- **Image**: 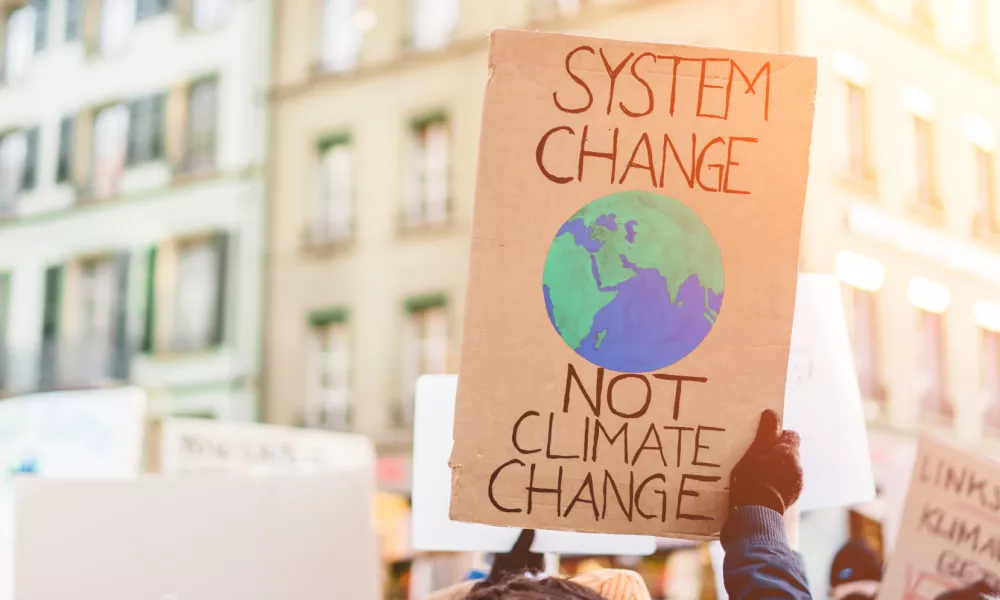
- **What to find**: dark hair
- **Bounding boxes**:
[465,576,606,600]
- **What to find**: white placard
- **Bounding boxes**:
[0,387,147,600]
[15,474,379,600]
[783,273,876,512]
[155,418,374,474]
[412,375,656,555]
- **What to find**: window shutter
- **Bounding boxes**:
[209,231,229,346]
[21,127,38,190]
[40,264,63,388]
[82,0,101,52]
[141,246,156,353]
[125,100,139,165]
[152,92,166,160]
[110,251,130,379]
[166,84,188,168]
[56,116,74,183]
[73,109,93,190]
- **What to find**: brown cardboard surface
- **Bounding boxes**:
[878,435,1000,600]
[450,30,817,539]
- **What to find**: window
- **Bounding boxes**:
[912,0,934,30]
[914,117,939,209]
[56,116,74,183]
[983,330,1000,435]
[185,79,217,173]
[0,131,28,216]
[91,104,129,199]
[65,0,82,41]
[171,234,227,352]
[126,94,165,166]
[852,288,885,402]
[4,5,37,83]
[191,0,228,30]
[100,0,135,56]
[975,146,997,235]
[400,297,447,425]
[312,137,352,244]
[136,0,170,21]
[306,314,350,431]
[845,82,873,182]
[409,0,458,51]
[918,309,951,423]
[535,0,581,19]
[320,0,361,73]
[404,116,449,228]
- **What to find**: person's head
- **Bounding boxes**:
[465,576,606,600]
[463,570,650,600]
[829,539,882,600]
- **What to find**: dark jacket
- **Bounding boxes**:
[721,506,812,600]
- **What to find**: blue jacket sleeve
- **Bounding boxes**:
[720,506,812,600]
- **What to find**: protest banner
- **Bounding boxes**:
[450,30,817,538]
[413,375,655,555]
[784,274,875,512]
[878,435,1000,600]
[0,387,147,600]
[15,474,379,600]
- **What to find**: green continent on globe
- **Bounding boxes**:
[543,232,617,351]
[542,190,725,373]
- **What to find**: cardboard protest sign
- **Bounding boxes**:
[150,418,374,474]
[450,30,817,538]
[783,274,876,512]
[878,435,1000,600]
[413,375,655,555]
[15,475,379,600]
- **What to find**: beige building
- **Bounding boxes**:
[798,0,1000,451]
[266,0,1000,471]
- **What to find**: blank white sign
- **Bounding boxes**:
[783,273,876,512]
[412,375,656,555]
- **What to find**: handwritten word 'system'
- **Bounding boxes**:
[535,47,770,194]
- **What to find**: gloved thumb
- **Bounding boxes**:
[751,409,781,449]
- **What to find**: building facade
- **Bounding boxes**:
[265,0,782,450]
[799,0,1000,449]
[786,1,1000,595]
[0,0,269,418]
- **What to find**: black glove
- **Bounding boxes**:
[485,529,543,585]
[936,579,999,600]
[729,409,802,514]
